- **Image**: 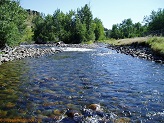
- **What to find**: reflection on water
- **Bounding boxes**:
[0,46,164,122]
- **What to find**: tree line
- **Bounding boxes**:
[0,0,164,48]
[108,8,164,39]
[33,5,105,44]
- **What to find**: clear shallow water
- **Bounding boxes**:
[0,46,164,122]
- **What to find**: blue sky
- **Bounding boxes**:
[20,0,163,29]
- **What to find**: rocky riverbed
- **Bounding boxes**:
[0,43,98,65]
[108,44,164,63]
[43,103,131,123]
[0,45,60,65]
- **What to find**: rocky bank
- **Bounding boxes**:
[1,42,163,65]
[0,43,98,65]
[108,43,164,63]
[0,44,61,65]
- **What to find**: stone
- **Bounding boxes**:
[155,60,163,63]
[0,110,8,117]
[53,109,62,116]
[115,117,131,123]
[88,104,101,111]
[5,102,16,108]
[2,56,10,62]
[66,109,79,118]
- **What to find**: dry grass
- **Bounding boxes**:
[103,37,149,45]
[111,37,149,45]
[105,36,164,56]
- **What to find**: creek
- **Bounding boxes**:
[0,45,163,122]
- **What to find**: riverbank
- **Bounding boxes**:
[0,43,98,65]
[0,44,58,65]
[107,37,164,63]
[1,37,164,65]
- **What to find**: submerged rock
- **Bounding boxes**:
[58,104,116,123]
[88,104,101,111]
[114,117,131,123]
[53,109,62,116]
[5,102,16,108]
[0,110,7,117]
[66,109,80,118]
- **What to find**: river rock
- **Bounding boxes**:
[88,104,101,111]
[0,45,62,65]
[58,109,82,123]
[108,44,164,63]
[114,117,131,123]
[53,109,62,116]
[66,109,80,118]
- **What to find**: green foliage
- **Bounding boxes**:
[147,37,164,54]
[72,15,87,43]
[104,28,111,39]
[1,2,163,47]
[21,27,34,44]
[94,18,105,41]
[33,14,47,43]
[0,0,27,47]
[110,18,147,39]
[77,4,95,41]
[144,8,164,32]
[110,8,164,40]
[33,4,105,44]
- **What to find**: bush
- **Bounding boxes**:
[0,0,27,48]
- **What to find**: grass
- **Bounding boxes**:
[104,36,164,56]
[97,39,116,44]
[103,37,149,45]
[147,37,164,55]
[81,40,94,44]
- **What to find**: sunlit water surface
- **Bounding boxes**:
[0,46,163,122]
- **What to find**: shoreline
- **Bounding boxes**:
[0,43,98,65]
[1,42,164,65]
[107,43,164,63]
[0,44,59,65]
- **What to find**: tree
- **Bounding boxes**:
[33,14,45,43]
[133,22,147,37]
[110,18,147,39]
[120,18,134,38]
[144,8,164,32]
[53,9,66,41]
[72,15,87,43]
[77,4,95,41]
[62,10,75,43]
[32,4,104,44]
[0,0,27,47]
[110,24,121,39]
[104,28,111,39]
[94,18,105,41]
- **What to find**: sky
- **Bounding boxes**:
[20,0,164,29]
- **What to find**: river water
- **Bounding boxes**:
[0,45,163,122]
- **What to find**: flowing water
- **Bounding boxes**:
[0,45,163,122]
